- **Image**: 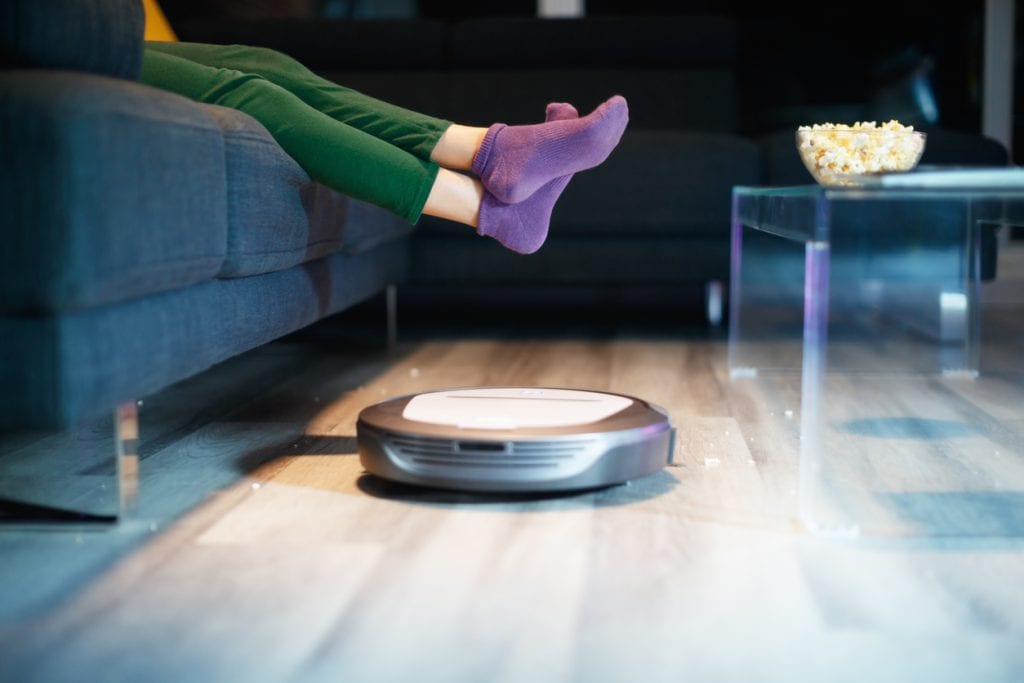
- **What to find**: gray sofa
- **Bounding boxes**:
[0,0,410,430]
[2,1,1010,436]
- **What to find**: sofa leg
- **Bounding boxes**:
[706,280,724,327]
[0,400,140,527]
[386,284,398,349]
[114,400,140,519]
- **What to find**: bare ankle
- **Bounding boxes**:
[422,168,483,228]
[431,124,489,170]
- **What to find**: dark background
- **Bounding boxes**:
[157,0,1021,162]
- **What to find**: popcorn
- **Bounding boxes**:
[796,120,926,186]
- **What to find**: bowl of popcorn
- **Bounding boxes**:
[796,121,926,187]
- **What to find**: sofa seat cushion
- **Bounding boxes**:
[554,130,759,237]
[0,0,144,79]
[210,105,414,278]
[410,234,730,286]
[0,71,229,314]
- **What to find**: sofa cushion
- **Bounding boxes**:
[553,130,760,236]
[918,127,1010,166]
[410,234,730,286]
[444,15,739,131]
[174,18,447,72]
[207,105,413,278]
[178,15,741,132]
[0,0,144,79]
[205,104,320,278]
[0,71,229,314]
[449,16,738,69]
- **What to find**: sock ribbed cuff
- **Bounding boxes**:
[471,123,505,178]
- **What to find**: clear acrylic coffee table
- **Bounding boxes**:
[728,183,1024,537]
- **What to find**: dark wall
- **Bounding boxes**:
[161,0,1019,155]
[588,1,988,136]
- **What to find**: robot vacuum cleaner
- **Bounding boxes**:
[357,387,675,493]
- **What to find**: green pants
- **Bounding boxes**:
[140,42,451,223]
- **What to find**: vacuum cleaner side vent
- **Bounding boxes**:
[390,435,453,456]
[388,434,596,471]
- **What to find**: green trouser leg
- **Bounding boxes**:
[143,41,451,161]
[140,44,450,223]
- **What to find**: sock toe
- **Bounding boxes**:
[546,102,579,121]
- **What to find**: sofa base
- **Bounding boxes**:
[0,241,408,430]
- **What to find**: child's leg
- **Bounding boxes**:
[140,42,627,188]
[143,41,450,162]
[422,101,584,254]
[140,47,438,224]
[140,45,627,253]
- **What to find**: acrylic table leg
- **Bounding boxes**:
[798,240,838,534]
[963,211,983,376]
[705,279,724,327]
[727,192,749,377]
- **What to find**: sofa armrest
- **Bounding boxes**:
[0,70,230,312]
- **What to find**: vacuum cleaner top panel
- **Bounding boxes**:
[401,388,634,430]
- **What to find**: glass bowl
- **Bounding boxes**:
[796,124,927,187]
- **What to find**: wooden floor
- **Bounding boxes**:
[2,246,1024,682]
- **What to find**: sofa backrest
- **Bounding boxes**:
[176,14,741,132]
[0,0,144,79]
[441,16,739,131]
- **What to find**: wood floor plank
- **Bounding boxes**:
[4,245,1024,682]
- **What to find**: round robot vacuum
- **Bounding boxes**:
[357,387,675,493]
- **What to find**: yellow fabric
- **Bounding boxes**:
[143,0,178,42]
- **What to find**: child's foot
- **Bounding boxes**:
[472,95,628,204]
[477,102,579,254]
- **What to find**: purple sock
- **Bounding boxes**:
[472,95,628,204]
[546,101,579,121]
[477,102,580,255]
